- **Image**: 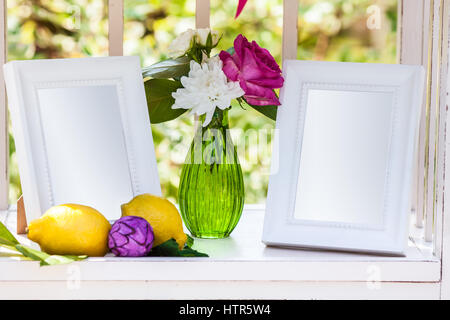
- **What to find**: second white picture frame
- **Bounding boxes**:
[263,60,425,255]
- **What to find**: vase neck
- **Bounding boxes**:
[202,108,229,129]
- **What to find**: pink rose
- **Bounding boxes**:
[219,34,284,106]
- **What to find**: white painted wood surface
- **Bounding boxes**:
[0,208,441,299]
[0,208,440,284]
[0,0,7,210]
[0,281,441,300]
[108,0,124,56]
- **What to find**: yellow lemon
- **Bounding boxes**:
[28,204,111,257]
[121,194,187,249]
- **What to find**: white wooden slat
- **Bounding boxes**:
[438,0,450,299]
[434,0,449,258]
[108,0,124,56]
[421,0,433,236]
[282,0,298,61]
[419,1,432,230]
[423,0,436,241]
[195,0,210,28]
[0,210,6,224]
[399,1,425,64]
[396,0,401,63]
[425,0,442,242]
[423,1,432,77]
[0,258,439,282]
[0,0,8,210]
[194,0,210,125]
[398,0,426,227]
[0,281,441,300]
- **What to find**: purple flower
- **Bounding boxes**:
[108,216,154,257]
[219,34,284,106]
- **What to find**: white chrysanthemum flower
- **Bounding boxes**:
[172,57,244,127]
[168,29,196,58]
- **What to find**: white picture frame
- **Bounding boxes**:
[263,60,425,255]
[3,56,161,221]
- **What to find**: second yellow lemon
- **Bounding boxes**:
[121,194,187,249]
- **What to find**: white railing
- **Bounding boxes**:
[108,0,124,56]
[0,0,7,210]
[0,0,449,256]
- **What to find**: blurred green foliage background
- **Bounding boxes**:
[6,0,398,204]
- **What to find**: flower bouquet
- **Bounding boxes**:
[142,29,284,239]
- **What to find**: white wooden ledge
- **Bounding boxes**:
[0,207,441,299]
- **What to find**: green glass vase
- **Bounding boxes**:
[178,109,245,239]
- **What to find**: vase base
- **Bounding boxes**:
[191,232,231,239]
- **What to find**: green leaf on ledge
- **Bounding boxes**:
[0,220,20,247]
[0,221,87,266]
[14,244,87,266]
[144,79,187,123]
[186,234,194,248]
[148,238,209,257]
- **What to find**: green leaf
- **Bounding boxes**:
[142,56,191,79]
[14,244,50,263]
[249,104,278,121]
[186,234,194,248]
[148,238,209,257]
[144,79,187,123]
[225,46,235,55]
[176,246,209,257]
[14,244,87,266]
[0,222,87,266]
[0,243,21,254]
[242,95,279,121]
[44,254,87,266]
[206,32,213,48]
[0,221,19,247]
[0,250,29,259]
